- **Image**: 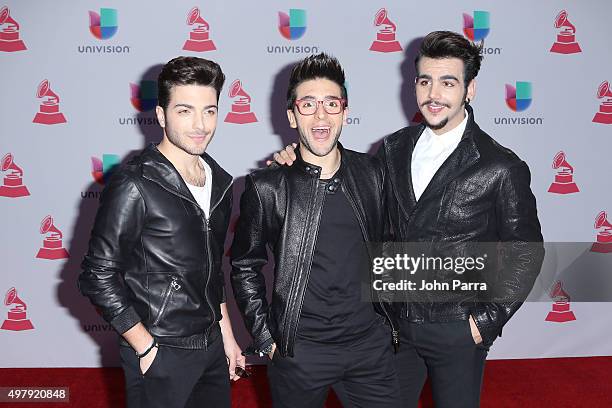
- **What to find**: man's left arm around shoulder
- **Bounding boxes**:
[471,161,545,346]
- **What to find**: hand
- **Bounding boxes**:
[267,343,277,360]
[469,316,482,344]
[266,143,297,166]
[223,336,246,381]
[139,345,158,375]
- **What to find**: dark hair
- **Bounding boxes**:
[414,31,483,88]
[286,53,347,110]
[157,56,225,110]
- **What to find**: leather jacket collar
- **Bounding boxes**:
[140,143,233,211]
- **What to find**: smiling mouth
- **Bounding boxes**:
[424,102,449,114]
[311,126,330,140]
[189,135,207,143]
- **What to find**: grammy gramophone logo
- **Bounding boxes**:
[224,80,258,124]
[36,215,70,260]
[0,5,26,52]
[1,287,34,331]
[32,79,67,125]
[550,10,581,54]
[182,7,216,52]
[591,211,612,253]
[547,151,579,194]
[545,281,576,323]
[592,81,612,125]
[369,8,402,53]
[0,153,30,198]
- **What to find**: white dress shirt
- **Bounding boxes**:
[411,112,469,201]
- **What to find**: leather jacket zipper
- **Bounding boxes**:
[342,185,400,352]
[144,166,233,349]
[284,178,325,356]
[203,180,233,350]
[203,218,214,351]
[152,276,181,326]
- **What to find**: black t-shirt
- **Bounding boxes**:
[297,178,378,343]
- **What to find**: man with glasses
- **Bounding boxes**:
[230,53,401,408]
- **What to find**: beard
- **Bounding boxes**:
[420,88,468,131]
[424,116,449,130]
[165,123,212,156]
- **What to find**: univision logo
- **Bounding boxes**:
[462,11,501,55]
[91,154,120,185]
[278,9,306,40]
[119,81,160,126]
[130,81,157,112]
[83,154,120,199]
[505,81,531,112]
[267,9,318,54]
[77,8,130,54]
[89,8,118,40]
[463,10,490,41]
[494,81,543,125]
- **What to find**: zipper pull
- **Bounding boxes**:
[170,277,181,291]
[392,330,400,353]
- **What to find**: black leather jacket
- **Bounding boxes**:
[230,145,399,357]
[79,144,233,349]
[377,106,544,346]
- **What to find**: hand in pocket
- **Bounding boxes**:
[140,346,159,375]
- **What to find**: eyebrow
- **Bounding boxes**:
[298,95,342,100]
[173,103,218,110]
[416,74,460,82]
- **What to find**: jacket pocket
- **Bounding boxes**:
[152,276,181,326]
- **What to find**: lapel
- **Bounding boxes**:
[415,106,481,206]
[201,152,233,214]
[384,125,423,220]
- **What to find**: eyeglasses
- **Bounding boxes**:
[294,97,346,116]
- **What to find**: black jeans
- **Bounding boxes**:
[120,332,230,408]
[268,321,401,408]
[394,320,489,408]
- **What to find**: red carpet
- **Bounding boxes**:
[1,357,610,407]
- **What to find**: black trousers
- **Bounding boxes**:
[394,320,488,408]
[120,334,230,408]
[268,322,401,408]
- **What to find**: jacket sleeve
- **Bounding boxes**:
[78,171,145,335]
[230,175,272,351]
[471,161,545,346]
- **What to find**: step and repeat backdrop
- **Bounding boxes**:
[1,1,611,367]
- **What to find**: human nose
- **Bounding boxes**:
[193,112,205,131]
[428,81,442,100]
[316,101,327,119]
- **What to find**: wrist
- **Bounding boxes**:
[136,338,158,359]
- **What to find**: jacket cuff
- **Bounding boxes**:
[110,306,141,335]
[243,335,274,356]
[471,305,502,346]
